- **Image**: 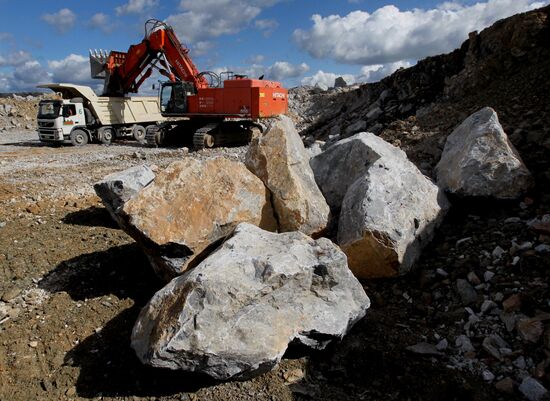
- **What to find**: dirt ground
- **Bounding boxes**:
[0,131,547,401]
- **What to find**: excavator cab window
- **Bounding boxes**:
[160,82,192,115]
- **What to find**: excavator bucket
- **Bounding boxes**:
[89,49,109,79]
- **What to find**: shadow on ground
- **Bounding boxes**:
[62,206,119,229]
[292,312,517,401]
[39,243,219,398]
[39,243,160,302]
[65,305,217,398]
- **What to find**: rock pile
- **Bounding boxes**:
[0,93,52,132]
[95,116,372,379]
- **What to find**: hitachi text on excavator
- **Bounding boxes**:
[89,19,288,149]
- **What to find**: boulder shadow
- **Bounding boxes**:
[39,243,161,302]
[41,243,217,397]
[293,311,515,401]
[62,206,119,229]
[65,305,216,398]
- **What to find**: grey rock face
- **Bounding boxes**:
[93,165,155,223]
[245,115,330,236]
[310,132,382,212]
[131,223,369,380]
[335,133,449,278]
[345,120,367,136]
[435,107,533,199]
[334,76,347,88]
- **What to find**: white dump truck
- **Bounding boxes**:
[36,83,165,145]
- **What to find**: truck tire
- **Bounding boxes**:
[132,125,146,143]
[70,129,89,146]
[98,127,114,145]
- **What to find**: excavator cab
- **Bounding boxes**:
[160,81,195,115]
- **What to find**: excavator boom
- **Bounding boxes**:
[90,19,208,96]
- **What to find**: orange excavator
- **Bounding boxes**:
[89,19,288,148]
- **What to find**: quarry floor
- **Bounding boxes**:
[0,130,533,401]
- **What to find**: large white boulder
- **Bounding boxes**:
[310,132,382,212]
[435,107,533,199]
[131,223,369,380]
[245,115,330,236]
[120,158,277,281]
[337,133,450,278]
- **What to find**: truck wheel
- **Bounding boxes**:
[99,127,114,145]
[70,129,89,146]
[132,125,146,143]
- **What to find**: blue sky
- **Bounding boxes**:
[0,0,547,93]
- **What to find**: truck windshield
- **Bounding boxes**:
[38,101,61,119]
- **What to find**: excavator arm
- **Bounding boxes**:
[90,19,209,96]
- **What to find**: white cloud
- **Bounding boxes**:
[211,60,309,83]
[301,60,412,89]
[301,70,356,89]
[254,18,279,36]
[358,60,413,83]
[8,61,52,90]
[88,13,115,33]
[166,0,283,43]
[266,61,309,81]
[115,0,158,16]
[0,32,14,43]
[294,0,549,65]
[0,51,34,67]
[41,8,77,34]
[247,54,265,64]
[48,54,91,84]
[191,41,215,57]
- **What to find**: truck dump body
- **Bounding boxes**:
[93,96,164,125]
[38,83,165,126]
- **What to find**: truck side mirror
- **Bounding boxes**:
[62,109,70,118]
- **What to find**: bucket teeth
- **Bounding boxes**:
[89,49,110,79]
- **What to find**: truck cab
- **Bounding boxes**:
[37,99,88,144]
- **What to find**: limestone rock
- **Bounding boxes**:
[132,223,369,380]
[337,133,449,278]
[121,158,277,281]
[310,132,383,212]
[435,107,533,199]
[245,115,330,236]
[93,165,155,225]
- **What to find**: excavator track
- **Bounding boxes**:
[192,123,218,150]
[145,125,162,147]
